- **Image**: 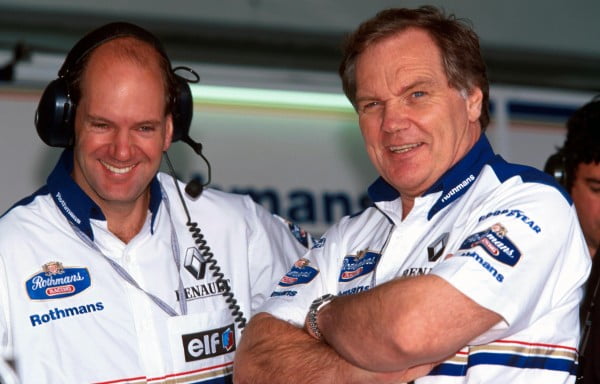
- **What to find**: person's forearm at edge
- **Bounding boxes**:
[233,312,437,384]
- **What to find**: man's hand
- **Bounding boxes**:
[233,313,437,384]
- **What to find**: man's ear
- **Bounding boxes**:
[163,114,174,151]
[466,87,483,123]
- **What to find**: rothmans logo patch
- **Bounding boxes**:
[278,258,319,287]
[459,223,521,266]
[26,262,91,300]
[339,250,381,282]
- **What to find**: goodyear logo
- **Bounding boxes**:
[478,209,541,233]
[26,263,91,300]
[339,251,381,282]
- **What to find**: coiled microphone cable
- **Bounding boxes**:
[163,151,247,329]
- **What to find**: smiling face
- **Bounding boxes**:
[71,38,173,214]
[355,28,482,212]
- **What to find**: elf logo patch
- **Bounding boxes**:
[182,324,236,362]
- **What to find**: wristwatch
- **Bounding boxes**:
[306,293,336,341]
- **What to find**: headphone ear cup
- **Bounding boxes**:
[544,151,567,187]
[171,74,193,142]
[35,78,75,147]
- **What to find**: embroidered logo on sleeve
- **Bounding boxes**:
[459,223,521,266]
[26,262,91,300]
[278,258,319,287]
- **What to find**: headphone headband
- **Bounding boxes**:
[59,22,169,78]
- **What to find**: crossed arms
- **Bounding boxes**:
[233,274,502,384]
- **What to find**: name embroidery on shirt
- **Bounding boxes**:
[29,302,105,326]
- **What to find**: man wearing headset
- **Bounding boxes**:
[234,6,590,384]
[0,22,309,383]
[545,97,600,384]
[545,96,600,262]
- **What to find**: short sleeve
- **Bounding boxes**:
[430,183,590,342]
[245,199,311,315]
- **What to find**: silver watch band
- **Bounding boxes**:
[307,293,335,340]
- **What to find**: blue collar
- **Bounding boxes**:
[47,149,163,241]
[368,135,496,220]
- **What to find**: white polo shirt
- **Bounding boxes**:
[263,135,590,384]
[0,149,309,384]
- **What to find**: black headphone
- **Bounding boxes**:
[35,21,194,147]
[544,149,567,187]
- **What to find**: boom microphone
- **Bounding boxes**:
[181,135,212,199]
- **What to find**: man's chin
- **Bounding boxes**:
[387,176,429,196]
[96,190,145,207]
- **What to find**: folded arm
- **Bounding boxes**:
[233,312,437,384]
[317,274,503,372]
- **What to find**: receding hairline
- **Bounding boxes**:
[78,36,171,113]
[85,36,164,69]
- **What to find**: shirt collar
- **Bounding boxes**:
[367,135,496,220]
[47,149,163,241]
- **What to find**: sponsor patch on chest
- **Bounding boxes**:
[26,262,91,300]
[182,324,236,362]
